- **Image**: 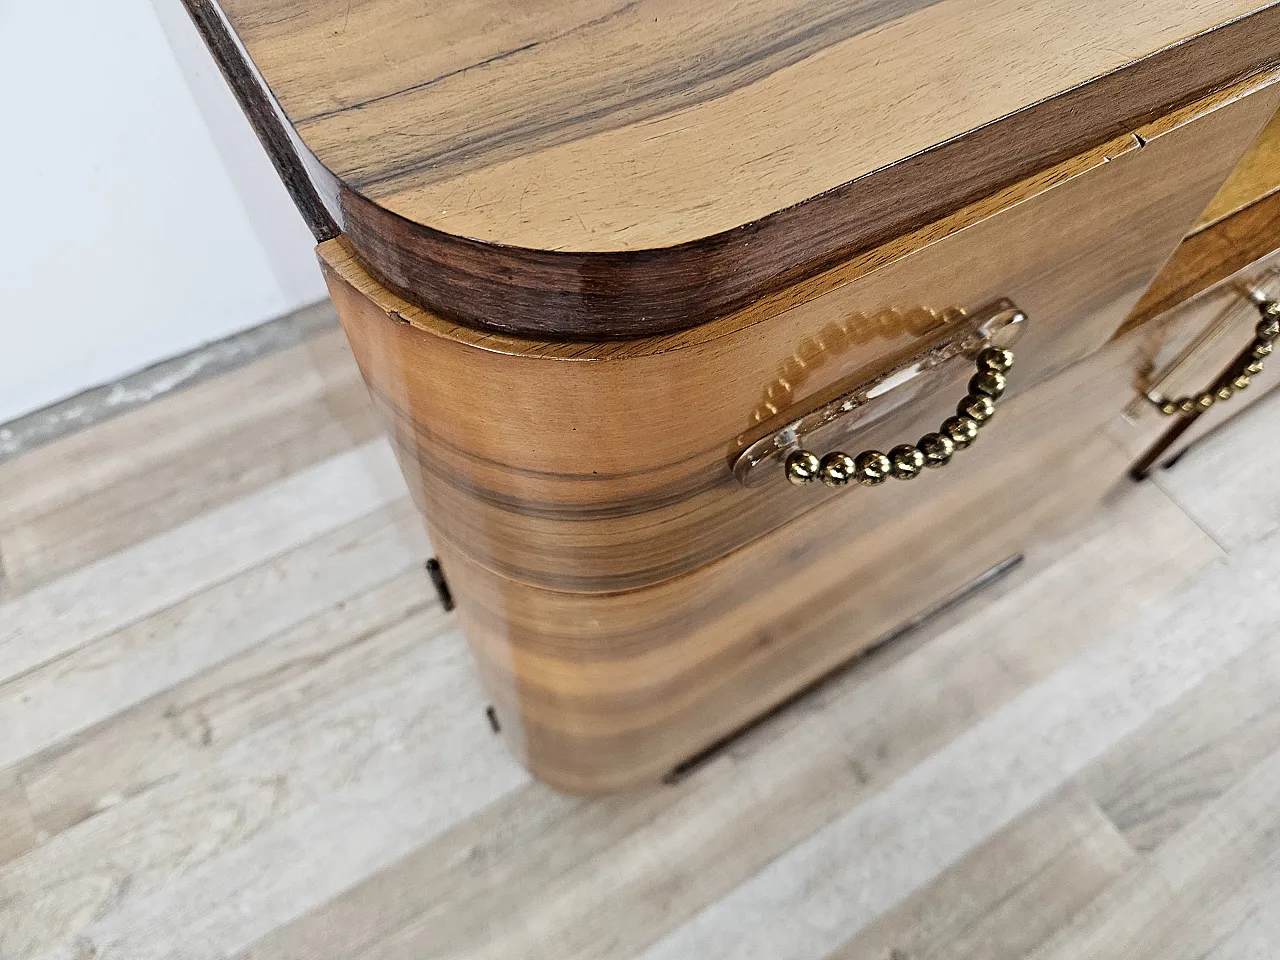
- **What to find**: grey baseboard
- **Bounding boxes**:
[0,299,339,465]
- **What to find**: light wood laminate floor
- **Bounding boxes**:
[2,312,1279,960]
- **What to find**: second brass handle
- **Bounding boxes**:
[784,346,1014,488]
[1147,298,1278,416]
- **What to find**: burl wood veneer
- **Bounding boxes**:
[192,0,1280,791]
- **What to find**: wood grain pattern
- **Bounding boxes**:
[310,82,1280,791]
[234,482,1220,960]
[636,530,1280,960]
[1079,622,1280,854]
[0,602,519,960]
[1125,188,1280,335]
[1195,106,1280,229]
[11,327,1280,957]
[1031,739,1280,960]
[1116,111,1280,478]
[0,329,351,536]
[209,0,1280,336]
[13,561,433,844]
[0,772,39,867]
[0,440,405,691]
[322,79,1280,595]
[0,498,427,775]
[0,328,379,599]
[426,329,1202,792]
[830,788,1135,960]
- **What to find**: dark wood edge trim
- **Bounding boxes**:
[338,7,1280,340]
[1121,188,1280,337]
[180,0,340,242]
[1191,183,1280,236]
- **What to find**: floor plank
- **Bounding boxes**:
[1200,902,1280,960]
[0,373,378,599]
[0,497,425,773]
[0,607,525,960]
[0,328,353,532]
[0,439,406,688]
[0,770,39,867]
[236,484,1220,960]
[829,787,1134,960]
[0,328,377,598]
[634,526,1279,960]
[1028,737,1280,960]
[1078,621,1280,853]
[9,515,429,835]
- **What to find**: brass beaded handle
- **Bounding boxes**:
[1147,298,1278,417]
[784,346,1014,488]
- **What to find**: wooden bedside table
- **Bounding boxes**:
[186,0,1280,792]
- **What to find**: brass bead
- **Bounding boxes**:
[1159,400,1180,416]
[918,432,956,468]
[785,450,821,485]
[854,451,892,486]
[1258,316,1280,342]
[889,444,925,480]
[1252,341,1273,360]
[943,416,980,449]
[1179,397,1198,414]
[819,452,856,487]
[1232,373,1251,391]
[969,370,1007,399]
[1195,392,1215,411]
[958,393,996,424]
[1244,360,1265,376]
[1215,384,1234,402]
[977,347,1014,373]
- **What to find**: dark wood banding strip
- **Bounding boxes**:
[341,8,1280,339]
[180,0,340,242]
[1123,189,1280,335]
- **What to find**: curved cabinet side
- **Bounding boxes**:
[318,77,1280,595]
[318,272,1190,790]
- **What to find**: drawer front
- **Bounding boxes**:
[1125,253,1280,473]
[324,75,1280,594]
[435,329,1157,793]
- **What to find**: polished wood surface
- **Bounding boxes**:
[207,0,1280,336]
[1124,189,1280,333]
[1195,107,1280,229]
[7,324,1280,957]
[1126,108,1280,335]
[321,79,1280,595]
[412,310,1214,793]
[319,82,1280,792]
[1117,103,1280,473]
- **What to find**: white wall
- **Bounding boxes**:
[0,0,327,424]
